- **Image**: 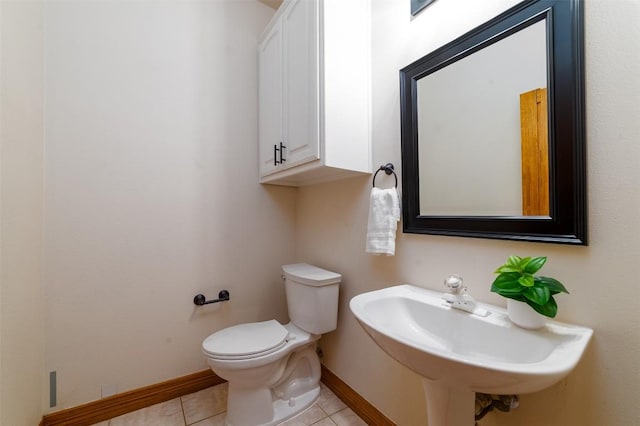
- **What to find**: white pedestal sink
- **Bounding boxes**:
[350,285,593,426]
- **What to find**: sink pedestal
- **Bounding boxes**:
[422,379,475,426]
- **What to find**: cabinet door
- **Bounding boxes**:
[281,0,319,167]
[258,20,283,177]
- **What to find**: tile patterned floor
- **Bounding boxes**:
[92,382,368,426]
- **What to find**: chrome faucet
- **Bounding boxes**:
[442,275,489,317]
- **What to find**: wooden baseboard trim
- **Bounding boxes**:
[41,364,392,426]
[321,364,395,426]
[41,370,225,426]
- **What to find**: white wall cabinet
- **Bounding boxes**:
[258,0,371,186]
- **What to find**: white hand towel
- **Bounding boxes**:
[366,187,401,256]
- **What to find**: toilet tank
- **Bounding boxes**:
[282,263,341,335]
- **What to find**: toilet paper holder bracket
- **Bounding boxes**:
[193,290,230,306]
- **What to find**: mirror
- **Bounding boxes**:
[400,0,586,244]
[417,20,547,216]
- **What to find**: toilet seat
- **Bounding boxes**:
[203,320,289,360]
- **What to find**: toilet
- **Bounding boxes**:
[202,263,341,426]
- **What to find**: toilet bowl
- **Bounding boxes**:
[202,264,341,426]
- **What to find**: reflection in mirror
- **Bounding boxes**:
[417,20,548,216]
[400,0,587,244]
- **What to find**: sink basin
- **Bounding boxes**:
[350,284,592,425]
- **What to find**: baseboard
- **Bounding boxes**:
[320,364,395,426]
[40,370,225,426]
[41,365,393,426]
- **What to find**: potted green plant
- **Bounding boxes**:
[490,255,569,328]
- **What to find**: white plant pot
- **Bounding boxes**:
[507,299,547,329]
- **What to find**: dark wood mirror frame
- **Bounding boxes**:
[400,0,586,245]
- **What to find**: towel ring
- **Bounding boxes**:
[372,163,398,188]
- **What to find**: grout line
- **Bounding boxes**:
[316,401,329,418]
[311,414,336,426]
[179,395,188,426]
[330,407,350,423]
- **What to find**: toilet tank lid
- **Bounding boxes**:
[282,263,341,286]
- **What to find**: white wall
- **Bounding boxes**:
[299,0,640,425]
[43,0,296,411]
[0,0,45,424]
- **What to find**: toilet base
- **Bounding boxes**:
[222,342,322,426]
[225,383,320,426]
[224,383,320,426]
[270,385,320,426]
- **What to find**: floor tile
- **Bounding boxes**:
[181,383,228,425]
[330,407,368,426]
[278,402,327,426]
[109,398,185,426]
[189,412,226,426]
[317,384,347,415]
[93,379,367,426]
[89,422,109,426]
[310,418,337,426]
